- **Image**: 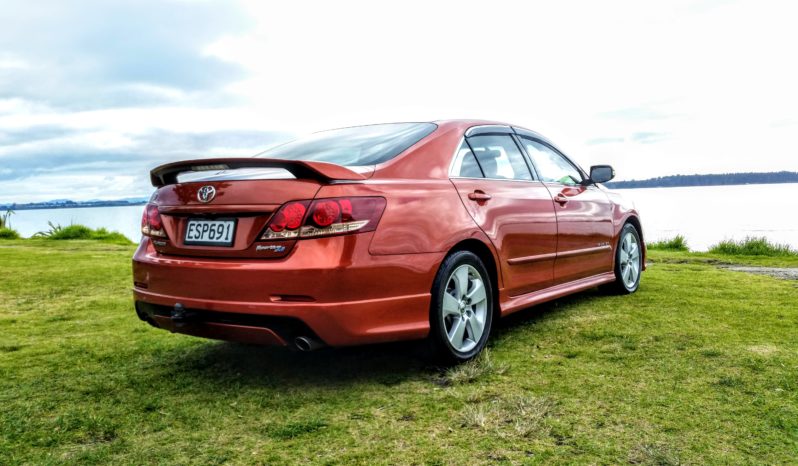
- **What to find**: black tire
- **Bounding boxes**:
[426,250,494,364]
[605,223,643,294]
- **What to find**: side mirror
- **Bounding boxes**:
[588,165,615,184]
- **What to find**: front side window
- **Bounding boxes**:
[464,134,532,180]
[257,122,437,166]
[521,138,582,185]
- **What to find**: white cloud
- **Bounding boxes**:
[1,0,798,203]
[201,0,798,179]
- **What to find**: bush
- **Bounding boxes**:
[86,228,132,244]
[648,235,689,251]
[0,227,20,239]
[34,222,132,244]
[0,211,13,228]
[709,236,796,257]
[46,224,94,240]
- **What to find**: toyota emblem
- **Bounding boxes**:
[197,185,216,203]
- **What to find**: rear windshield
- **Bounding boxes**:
[256,122,437,166]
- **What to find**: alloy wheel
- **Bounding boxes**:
[442,264,489,353]
[619,230,641,288]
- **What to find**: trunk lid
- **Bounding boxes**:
[146,158,371,259]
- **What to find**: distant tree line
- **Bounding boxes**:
[606,171,798,189]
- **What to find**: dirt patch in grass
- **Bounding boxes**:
[747,344,779,355]
[436,349,508,386]
[458,394,554,439]
[723,266,798,280]
[628,442,681,465]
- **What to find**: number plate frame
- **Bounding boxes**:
[183,218,238,247]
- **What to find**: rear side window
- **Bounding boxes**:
[451,141,484,177]
[465,135,532,180]
[257,122,437,166]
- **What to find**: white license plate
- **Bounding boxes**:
[184,219,236,246]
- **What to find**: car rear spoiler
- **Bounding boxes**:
[150,158,369,187]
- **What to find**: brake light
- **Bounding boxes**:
[261,201,311,239]
[311,200,340,227]
[261,197,385,240]
[270,202,307,232]
[141,204,167,238]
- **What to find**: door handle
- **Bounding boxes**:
[554,193,569,205]
[468,191,492,202]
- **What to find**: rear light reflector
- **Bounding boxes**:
[261,197,385,241]
[300,220,369,237]
[141,204,168,238]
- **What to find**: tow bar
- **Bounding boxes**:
[170,303,198,328]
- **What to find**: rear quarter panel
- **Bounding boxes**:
[314,180,486,256]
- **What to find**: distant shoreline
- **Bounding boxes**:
[607,171,798,189]
[610,180,798,189]
[1,202,147,211]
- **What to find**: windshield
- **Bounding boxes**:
[256,122,437,166]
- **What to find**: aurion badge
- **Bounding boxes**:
[197,185,216,203]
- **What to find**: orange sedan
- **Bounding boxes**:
[133,120,645,362]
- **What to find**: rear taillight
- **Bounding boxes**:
[261,201,310,239]
[261,197,386,240]
[141,204,167,238]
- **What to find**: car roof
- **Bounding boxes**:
[368,119,569,180]
[430,119,556,147]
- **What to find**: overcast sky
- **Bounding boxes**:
[1,0,797,203]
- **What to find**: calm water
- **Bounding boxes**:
[10,205,145,243]
[624,183,798,251]
[6,183,798,251]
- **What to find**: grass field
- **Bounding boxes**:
[1,239,797,464]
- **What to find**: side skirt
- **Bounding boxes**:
[499,272,616,317]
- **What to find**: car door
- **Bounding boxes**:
[449,130,558,297]
[518,136,615,285]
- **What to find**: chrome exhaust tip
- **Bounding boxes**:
[294,336,324,352]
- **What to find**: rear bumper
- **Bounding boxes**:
[132,234,444,346]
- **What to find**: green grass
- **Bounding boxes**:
[648,248,798,268]
[647,234,689,252]
[709,236,797,257]
[1,241,797,464]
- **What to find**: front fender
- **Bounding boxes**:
[605,189,646,270]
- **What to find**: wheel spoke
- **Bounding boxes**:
[629,243,638,259]
[442,292,460,317]
[448,317,466,348]
[620,249,629,263]
[467,280,486,304]
[453,266,470,299]
[623,264,632,283]
[466,316,484,343]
